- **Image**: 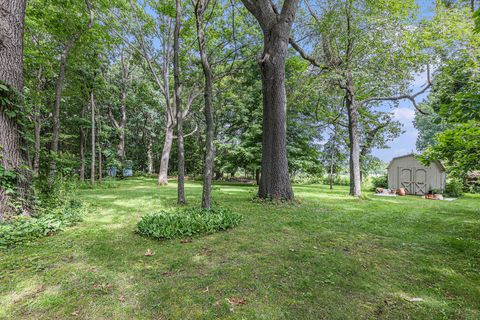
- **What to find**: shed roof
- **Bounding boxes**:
[387,153,446,171]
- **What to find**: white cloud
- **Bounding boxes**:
[393,108,415,121]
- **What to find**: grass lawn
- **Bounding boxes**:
[1,177,480,319]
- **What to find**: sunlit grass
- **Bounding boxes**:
[1,177,479,319]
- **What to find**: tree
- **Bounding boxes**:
[298,0,428,196]
[174,0,185,205]
[0,0,31,218]
[239,0,300,201]
[194,0,215,208]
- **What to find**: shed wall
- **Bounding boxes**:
[387,155,445,194]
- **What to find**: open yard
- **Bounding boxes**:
[1,178,479,319]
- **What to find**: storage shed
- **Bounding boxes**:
[387,154,446,195]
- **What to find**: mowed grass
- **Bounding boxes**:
[1,177,480,319]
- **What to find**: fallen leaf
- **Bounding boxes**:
[118,295,126,302]
[71,310,79,316]
[180,239,192,244]
[144,249,155,256]
[227,297,246,307]
[202,287,209,293]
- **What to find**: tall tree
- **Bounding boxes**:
[49,0,94,181]
[239,0,299,201]
[174,0,185,205]
[0,0,31,217]
[194,0,215,208]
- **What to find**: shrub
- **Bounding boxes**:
[370,174,388,190]
[322,175,350,186]
[136,207,243,240]
[0,199,87,248]
[445,179,463,197]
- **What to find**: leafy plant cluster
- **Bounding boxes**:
[0,199,86,248]
[322,175,351,186]
[136,207,242,240]
[0,165,17,195]
[370,174,388,190]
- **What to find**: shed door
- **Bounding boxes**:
[414,168,427,195]
[399,167,413,194]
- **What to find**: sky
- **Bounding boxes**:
[371,0,435,163]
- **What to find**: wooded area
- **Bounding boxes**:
[0,0,479,318]
[1,0,479,216]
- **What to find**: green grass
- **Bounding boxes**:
[1,177,479,319]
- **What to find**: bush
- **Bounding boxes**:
[136,207,243,240]
[292,173,323,185]
[370,174,388,190]
[445,179,463,197]
[321,175,350,186]
[0,199,87,248]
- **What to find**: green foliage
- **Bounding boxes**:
[445,179,464,197]
[136,207,242,240]
[0,165,17,195]
[370,174,388,190]
[0,199,86,248]
[322,175,350,186]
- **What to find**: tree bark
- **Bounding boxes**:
[80,104,86,181]
[33,105,42,177]
[147,140,154,174]
[240,0,298,201]
[0,0,31,218]
[174,0,185,205]
[90,90,95,187]
[97,116,102,182]
[195,0,215,209]
[158,122,174,185]
[345,77,361,196]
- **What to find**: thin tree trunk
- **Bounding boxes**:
[49,48,68,182]
[174,0,185,205]
[330,128,337,190]
[33,107,42,177]
[0,0,31,218]
[147,140,154,174]
[346,85,361,196]
[90,90,96,187]
[98,116,102,182]
[195,0,215,209]
[158,122,174,185]
[80,104,86,182]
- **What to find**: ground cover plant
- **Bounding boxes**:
[1,178,479,319]
[136,207,242,239]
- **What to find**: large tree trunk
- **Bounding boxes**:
[195,0,215,209]
[346,85,361,196]
[80,104,86,181]
[0,0,31,218]
[158,122,174,185]
[90,90,95,187]
[49,48,68,182]
[174,0,185,205]
[240,0,298,201]
[257,35,293,200]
